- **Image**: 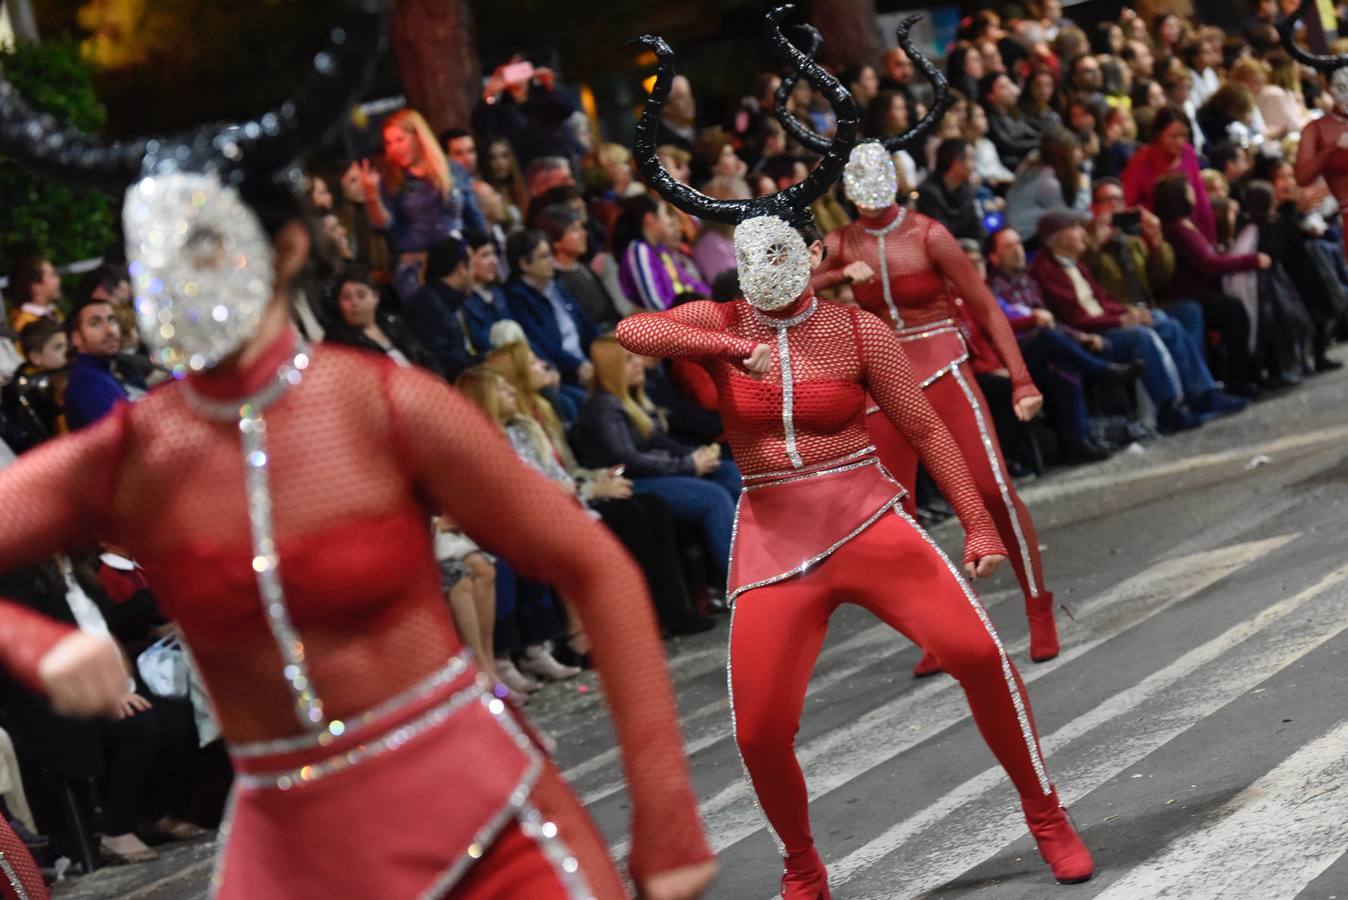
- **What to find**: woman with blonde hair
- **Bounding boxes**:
[465,362,715,635]
[574,336,740,586]
[358,108,484,299]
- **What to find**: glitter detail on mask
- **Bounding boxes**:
[124,171,276,374]
[734,216,811,311]
[843,141,898,211]
[1332,68,1348,114]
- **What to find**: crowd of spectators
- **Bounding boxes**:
[2,0,1348,884]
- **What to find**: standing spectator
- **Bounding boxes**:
[862,92,921,193]
[64,298,145,431]
[574,337,740,586]
[613,195,710,312]
[917,139,987,242]
[982,73,1041,170]
[1007,129,1091,241]
[504,229,600,417]
[537,204,626,327]
[1030,211,1246,431]
[472,57,581,165]
[326,265,441,373]
[359,109,485,300]
[6,255,62,333]
[462,229,512,353]
[1153,174,1267,396]
[1122,104,1216,242]
[402,239,481,380]
[657,74,698,150]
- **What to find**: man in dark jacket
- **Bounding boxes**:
[403,239,481,380]
[981,73,1040,170]
[916,139,987,242]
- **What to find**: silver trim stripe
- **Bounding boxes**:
[893,507,1052,795]
[0,851,30,900]
[744,457,882,493]
[227,651,473,759]
[726,604,787,857]
[864,209,908,330]
[744,445,876,484]
[776,326,804,469]
[519,802,598,900]
[950,365,1041,598]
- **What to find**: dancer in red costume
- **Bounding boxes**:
[776,24,1058,674]
[622,10,1092,897]
[1284,1,1348,260]
[0,816,47,900]
[0,6,715,898]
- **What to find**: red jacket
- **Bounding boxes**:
[1027,252,1127,333]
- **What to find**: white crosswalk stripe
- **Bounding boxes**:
[1094,719,1348,900]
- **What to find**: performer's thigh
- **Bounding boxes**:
[729,578,835,753]
[452,761,626,900]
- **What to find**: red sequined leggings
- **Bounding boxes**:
[728,511,1054,857]
[452,762,626,899]
[870,362,1048,602]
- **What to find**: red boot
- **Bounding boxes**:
[1021,791,1094,884]
[1026,593,1060,662]
[781,845,831,900]
[912,648,943,678]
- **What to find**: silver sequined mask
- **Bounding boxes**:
[1332,69,1348,115]
[843,141,898,211]
[734,216,811,312]
[124,172,275,373]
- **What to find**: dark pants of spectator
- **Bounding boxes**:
[1175,296,1252,389]
[493,561,564,654]
[98,695,197,836]
[633,461,742,582]
[591,492,700,629]
[1018,328,1117,445]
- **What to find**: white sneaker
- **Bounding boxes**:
[519,644,581,681]
[496,657,543,693]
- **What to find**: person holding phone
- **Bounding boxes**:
[472,55,583,166]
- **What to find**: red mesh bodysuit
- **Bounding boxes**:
[618,290,1065,896]
[812,204,1053,616]
[0,327,710,897]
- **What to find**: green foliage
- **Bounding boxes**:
[0,38,116,268]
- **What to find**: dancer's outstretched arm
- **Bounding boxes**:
[386,364,715,892]
[617,300,758,362]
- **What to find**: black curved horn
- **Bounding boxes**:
[0,79,147,193]
[633,4,856,228]
[208,0,386,177]
[773,15,949,156]
[1278,1,1348,71]
[773,25,831,154]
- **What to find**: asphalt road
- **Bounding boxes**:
[56,357,1348,899]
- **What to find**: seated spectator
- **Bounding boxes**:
[536,204,625,326]
[1093,106,1137,179]
[1029,210,1246,433]
[862,92,921,192]
[482,135,528,226]
[1206,141,1252,205]
[981,72,1040,170]
[574,336,741,586]
[1020,67,1065,138]
[655,73,698,150]
[1153,174,1267,396]
[1228,57,1286,140]
[613,194,710,311]
[2,319,67,450]
[694,128,753,203]
[64,297,146,431]
[6,254,62,333]
[1121,104,1216,241]
[917,139,987,242]
[463,228,512,352]
[402,239,481,380]
[966,102,1016,189]
[325,265,441,373]
[524,155,577,203]
[430,515,509,697]
[986,228,1134,461]
[1007,128,1091,242]
[1243,180,1316,386]
[1260,52,1312,137]
[442,129,483,185]
[504,229,600,418]
[1196,84,1262,149]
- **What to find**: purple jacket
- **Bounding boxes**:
[618,240,712,311]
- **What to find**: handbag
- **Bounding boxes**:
[136,635,189,699]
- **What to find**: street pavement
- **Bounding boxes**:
[55,357,1348,899]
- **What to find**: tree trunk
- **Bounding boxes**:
[389,0,479,135]
[808,0,885,70]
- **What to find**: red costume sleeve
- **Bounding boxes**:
[854,310,1007,564]
[615,300,758,361]
[383,365,713,883]
[926,222,1039,403]
[0,409,129,693]
[671,358,721,411]
[810,228,851,292]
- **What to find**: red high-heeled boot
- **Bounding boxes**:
[1027,593,1060,662]
[781,845,831,900]
[1021,791,1094,884]
[912,648,943,678]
